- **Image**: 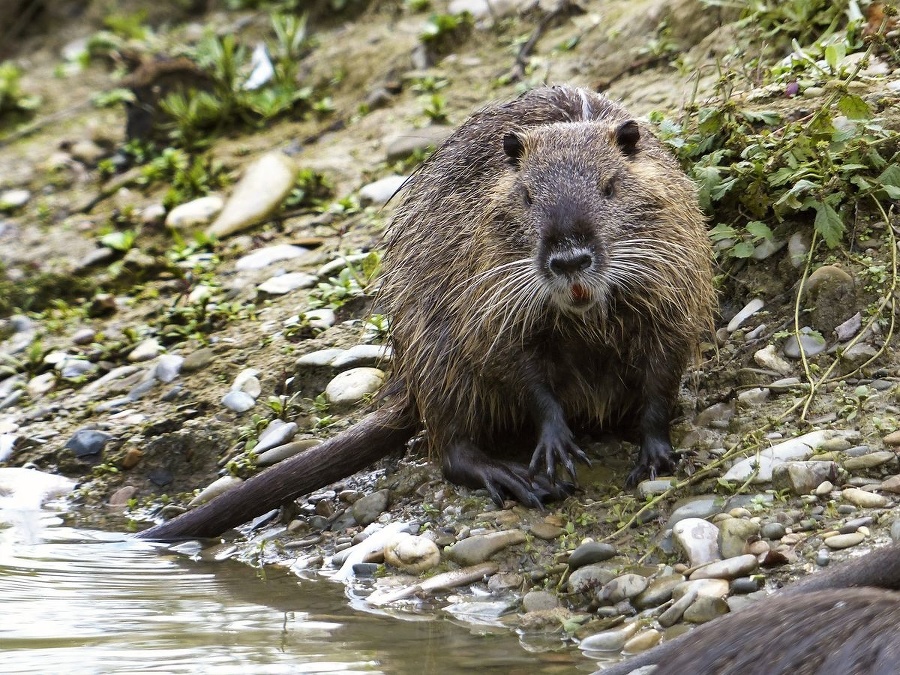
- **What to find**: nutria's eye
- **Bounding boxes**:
[600,178,614,198]
[522,186,533,206]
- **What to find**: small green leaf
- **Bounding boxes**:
[837,94,871,120]
[877,164,900,188]
[881,184,900,199]
[730,241,755,258]
[746,221,774,241]
[709,223,738,242]
[825,43,846,71]
[813,202,845,248]
[99,230,136,251]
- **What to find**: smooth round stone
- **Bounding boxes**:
[522,590,559,612]
[730,576,763,594]
[255,420,298,454]
[782,331,827,359]
[256,439,320,466]
[207,152,297,238]
[623,628,661,654]
[182,348,216,371]
[257,272,317,295]
[599,573,648,603]
[154,354,184,383]
[568,564,617,593]
[637,478,674,498]
[358,175,407,205]
[753,345,792,375]
[71,328,97,345]
[668,495,724,526]
[579,622,640,652]
[69,139,105,165]
[27,372,56,398]
[383,533,440,574]
[303,308,336,329]
[65,429,111,457]
[59,358,97,379]
[844,451,895,471]
[529,522,564,540]
[683,595,729,623]
[815,480,834,496]
[788,231,811,267]
[737,387,770,405]
[772,460,838,495]
[761,522,786,540]
[188,475,243,506]
[296,348,345,368]
[141,203,166,225]
[222,390,256,413]
[844,444,874,457]
[673,578,730,600]
[727,298,764,332]
[316,253,371,278]
[0,188,31,210]
[839,516,873,534]
[824,532,865,549]
[165,195,224,229]
[235,244,309,271]
[447,529,526,566]
[127,338,162,362]
[690,554,758,580]
[718,518,760,558]
[350,489,390,526]
[108,485,138,507]
[891,519,900,542]
[331,344,393,369]
[232,369,261,398]
[672,517,721,567]
[567,541,617,571]
[841,487,889,508]
[816,548,831,566]
[883,430,900,446]
[633,573,686,609]
[384,126,452,162]
[325,368,385,405]
[695,401,735,428]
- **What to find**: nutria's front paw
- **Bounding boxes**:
[529,422,591,484]
[625,440,676,488]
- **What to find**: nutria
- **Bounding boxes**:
[138,84,714,540]
[599,542,900,675]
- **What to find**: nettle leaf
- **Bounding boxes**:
[825,43,846,71]
[775,178,819,210]
[730,241,755,258]
[881,184,900,199]
[746,220,774,241]
[741,109,781,125]
[709,223,738,242]
[838,94,871,120]
[813,201,845,248]
[693,165,722,211]
[877,164,900,189]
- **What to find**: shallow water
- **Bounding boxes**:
[0,497,596,674]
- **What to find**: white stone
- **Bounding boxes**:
[165,195,224,230]
[303,308,336,329]
[255,420,298,453]
[154,354,184,383]
[727,298,764,332]
[127,338,162,362]
[222,390,256,413]
[188,475,243,507]
[235,244,309,271]
[690,554,758,580]
[841,487,889,509]
[358,175,407,205]
[325,368,385,405]
[672,517,721,567]
[0,188,31,210]
[383,533,441,574]
[231,368,261,398]
[257,272,316,295]
[724,429,860,483]
[207,152,297,238]
[753,344,793,375]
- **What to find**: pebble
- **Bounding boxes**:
[69,139,105,165]
[726,298,764,332]
[65,429,111,457]
[730,576,763,594]
[256,438,320,466]
[599,573,648,603]
[182,347,216,371]
[683,596,729,623]
[668,495,724,526]
[761,522,786,540]
[522,590,559,612]
[824,532,865,549]
[231,369,261,397]
[772,460,838,495]
[892,519,900,542]
[632,573,685,609]
[737,387,769,406]
[815,480,834,495]
[880,475,900,493]
[358,175,407,205]
[834,312,862,341]
[235,244,309,271]
[717,518,760,558]
[0,433,19,462]
[842,343,879,365]
[188,475,243,506]
[579,622,640,652]
[841,487,889,508]
[637,478,674,497]
[71,327,97,345]
[165,195,224,229]
[787,231,810,267]
[883,430,900,446]
[695,401,735,428]
[27,372,56,398]
[127,338,162,362]
[529,522,564,540]
[447,529,526,566]
[141,203,166,225]
[257,272,317,295]
[623,629,661,654]
[0,188,31,210]
[839,516,873,534]
[567,541,617,570]
[316,253,371,278]
[302,309,336,330]
[207,152,297,238]
[782,331,827,359]
[844,451,895,471]
[753,345,792,375]
[254,420,298,454]
[154,354,184,383]
[383,533,440,574]
[325,368,385,405]
[296,348,346,368]
[330,344,393,369]
[724,430,859,482]
[673,518,721,567]
[108,485,138,507]
[222,390,256,413]
[690,554,758,580]
[658,587,697,628]
[350,489,390,526]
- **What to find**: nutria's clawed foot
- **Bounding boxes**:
[444,439,573,508]
[625,439,677,488]
[528,421,591,484]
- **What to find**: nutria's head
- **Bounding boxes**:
[497,118,656,315]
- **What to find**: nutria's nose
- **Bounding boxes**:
[548,251,592,276]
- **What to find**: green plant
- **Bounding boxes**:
[421,94,448,123]
[283,169,333,209]
[0,62,40,118]
[309,252,380,309]
[103,10,149,40]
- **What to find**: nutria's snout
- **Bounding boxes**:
[547,249,593,276]
[539,242,607,312]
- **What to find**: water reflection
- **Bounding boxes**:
[0,501,594,674]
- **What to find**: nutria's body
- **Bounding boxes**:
[138,85,714,540]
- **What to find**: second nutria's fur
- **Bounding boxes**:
[138,85,714,540]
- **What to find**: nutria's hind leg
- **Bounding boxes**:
[525,381,591,483]
[625,393,677,487]
[442,438,573,508]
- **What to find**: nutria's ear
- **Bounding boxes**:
[503,132,525,167]
[614,119,640,155]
